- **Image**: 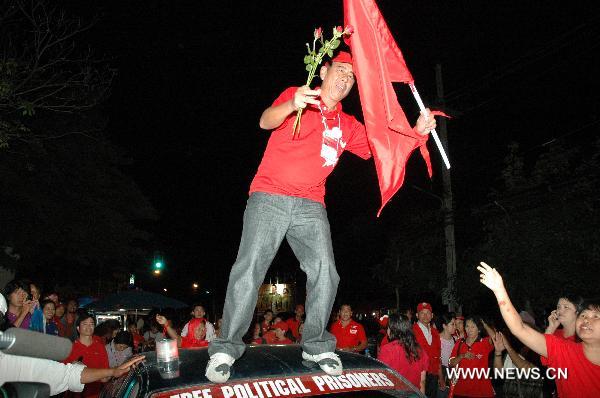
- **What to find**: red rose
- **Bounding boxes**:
[314,27,323,39]
[344,25,354,35]
[336,26,343,33]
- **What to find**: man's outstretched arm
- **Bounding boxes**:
[478,262,547,357]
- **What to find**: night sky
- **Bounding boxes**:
[65,1,598,305]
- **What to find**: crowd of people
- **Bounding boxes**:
[2,268,599,398]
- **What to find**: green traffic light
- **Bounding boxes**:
[154,261,163,269]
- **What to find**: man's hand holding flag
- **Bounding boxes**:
[343,0,450,216]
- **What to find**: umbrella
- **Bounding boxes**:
[83,289,188,312]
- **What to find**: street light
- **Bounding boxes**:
[152,251,165,274]
[192,283,199,289]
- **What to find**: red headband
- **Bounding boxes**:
[331,51,352,65]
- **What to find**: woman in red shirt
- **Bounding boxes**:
[378,314,429,394]
[63,312,109,398]
[448,316,494,397]
[479,262,600,398]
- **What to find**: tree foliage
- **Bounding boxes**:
[0,0,114,147]
[0,1,156,296]
[461,138,600,310]
[371,209,446,309]
[375,136,600,314]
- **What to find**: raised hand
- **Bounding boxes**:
[477,262,505,293]
[491,331,506,353]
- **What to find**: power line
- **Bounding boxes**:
[410,119,600,199]
[445,13,600,103]
[457,37,600,115]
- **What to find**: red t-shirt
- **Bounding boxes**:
[180,318,209,348]
[131,331,145,351]
[54,316,66,336]
[62,313,77,339]
[262,331,294,345]
[63,337,109,398]
[412,323,442,374]
[540,328,577,366]
[250,87,372,205]
[544,334,600,397]
[286,317,302,341]
[378,340,429,390]
[182,338,209,348]
[378,334,390,358]
[330,319,367,350]
[450,338,495,397]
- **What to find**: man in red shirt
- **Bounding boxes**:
[286,304,305,341]
[206,50,436,383]
[63,313,109,398]
[330,304,368,353]
[412,302,444,398]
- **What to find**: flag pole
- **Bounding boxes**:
[409,83,451,170]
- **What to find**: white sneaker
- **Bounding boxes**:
[302,351,343,376]
[205,353,235,383]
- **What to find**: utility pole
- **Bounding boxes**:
[435,64,458,313]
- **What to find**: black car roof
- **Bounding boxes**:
[104,345,423,398]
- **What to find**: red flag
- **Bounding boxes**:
[344,0,432,216]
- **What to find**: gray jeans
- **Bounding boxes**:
[209,192,340,359]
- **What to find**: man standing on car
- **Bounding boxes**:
[206,50,436,383]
